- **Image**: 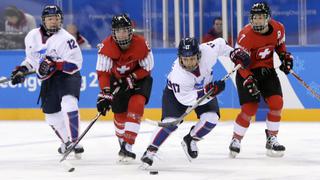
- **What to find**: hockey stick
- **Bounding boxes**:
[60,86,120,162]
[145,64,242,128]
[60,112,102,162]
[290,70,320,101]
[0,70,36,84]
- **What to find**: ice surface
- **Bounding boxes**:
[0,120,319,180]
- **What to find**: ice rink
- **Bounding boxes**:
[0,120,319,180]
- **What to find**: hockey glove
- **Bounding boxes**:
[204,80,226,97]
[230,48,251,68]
[125,73,136,89]
[243,76,260,98]
[11,66,28,85]
[96,88,113,116]
[39,56,56,77]
[279,52,293,75]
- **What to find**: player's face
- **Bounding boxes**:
[114,27,131,41]
[214,20,222,33]
[44,15,62,30]
[180,55,198,71]
[251,14,269,32]
[6,16,19,25]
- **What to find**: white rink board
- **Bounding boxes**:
[0,121,319,180]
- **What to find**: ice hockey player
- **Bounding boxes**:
[10,5,84,158]
[140,37,250,167]
[229,1,293,158]
[96,14,154,163]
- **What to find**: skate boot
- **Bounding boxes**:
[229,138,241,158]
[265,129,285,157]
[140,145,158,168]
[181,133,199,161]
[58,141,84,159]
[118,142,136,163]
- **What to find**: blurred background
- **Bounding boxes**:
[0,0,319,121]
[0,0,319,49]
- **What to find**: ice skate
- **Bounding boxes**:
[58,141,84,159]
[140,145,158,169]
[118,142,136,164]
[229,138,241,158]
[265,129,285,157]
[181,133,199,162]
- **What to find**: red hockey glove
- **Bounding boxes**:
[279,52,293,75]
[230,48,251,68]
[39,56,56,77]
[204,80,226,97]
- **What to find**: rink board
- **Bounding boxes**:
[0,47,319,121]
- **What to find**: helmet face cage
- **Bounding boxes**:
[111,14,133,49]
[178,37,201,72]
[249,2,271,32]
[41,5,63,34]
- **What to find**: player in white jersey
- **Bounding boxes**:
[10,5,84,157]
[141,37,250,166]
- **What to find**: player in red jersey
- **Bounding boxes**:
[228,2,293,158]
[96,14,154,162]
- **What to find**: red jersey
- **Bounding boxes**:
[237,19,286,78]
[96,34,152,90]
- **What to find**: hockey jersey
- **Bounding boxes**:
[21,27,83,78]
[167,38,233,106]
[96,34,154,90]
[236,19,287,77]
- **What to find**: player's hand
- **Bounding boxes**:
[125,73,136,89]
[39,56,56,76]
[204,80,225,97]
[230,48,251,68]
[11,66,28,85]
[96,88,113,116]
[279,52,293,75]
[243,76,260,98]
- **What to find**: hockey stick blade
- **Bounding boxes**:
[0,70,36,84]
[149,64,242,128]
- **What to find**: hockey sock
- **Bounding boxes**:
[190,112,218,139]
[265,95,283,135]
[233,102,258,139]
[123,95,146,144]
[67,111,79,142]
[114,112,126,140]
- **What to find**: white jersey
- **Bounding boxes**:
[167,38,233,106]
[21,27,83,77]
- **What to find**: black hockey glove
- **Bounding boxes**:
[279,52,293,75]
[230,48,251,68]
[39,56,56,76]
[96,88,113,116]
[11,66,28,85]
[204,80,226,97]
[243,76,260,98]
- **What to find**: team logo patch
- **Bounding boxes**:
[256,46,274,60]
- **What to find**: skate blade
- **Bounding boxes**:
[181,141,193,162]
[139,162,151,170]
[266,150,284,158]
[117,156,135,164]
[229,151,239,158]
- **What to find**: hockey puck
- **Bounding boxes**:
[149,170,159,175]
